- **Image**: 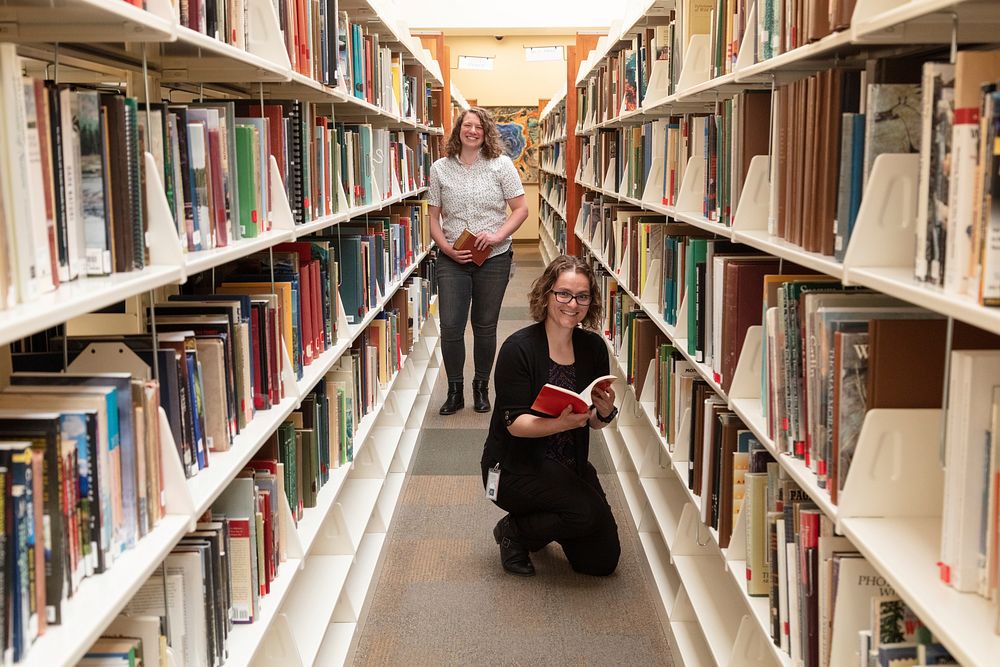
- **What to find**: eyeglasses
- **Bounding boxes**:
[551,290,592,305]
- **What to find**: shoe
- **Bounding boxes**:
[493,516,535,576]
[472,380,490,413]
[439,382,464,415]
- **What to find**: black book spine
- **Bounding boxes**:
[45,82,69,278]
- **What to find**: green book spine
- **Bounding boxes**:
[235,126,258,238]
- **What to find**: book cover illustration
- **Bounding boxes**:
[837,331,869,497]
[864,83,921,186]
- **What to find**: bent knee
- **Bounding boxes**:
[572,548,621,577]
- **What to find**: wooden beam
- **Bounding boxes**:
[565,33,602,257]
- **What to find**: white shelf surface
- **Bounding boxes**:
[224,557,305,666]
[846,265,1000,337]
[20,514,191,667]
[729,397,838,522]
[0,0,174,42]
[0,264,182,347]
[283,554,355,667]
[293,187,429,238]
[670,620,715,667]
[637,532,681,617]
[672,555,744,666]
[839,516,1000,667]
[182,229,295,275]
[337,532,387,624]
[732,229,845,280]
[187,395,301,517]
[313,621,355,667]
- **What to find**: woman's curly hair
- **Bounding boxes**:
[446,107,504,160]
[527,255,603,332]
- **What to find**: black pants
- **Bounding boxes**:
[485,459,621,576]
[436,249,512,384]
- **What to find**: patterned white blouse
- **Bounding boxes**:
[427,153,525,259]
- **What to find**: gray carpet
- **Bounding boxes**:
[351,246,673,666]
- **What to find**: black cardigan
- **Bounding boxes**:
[481,322,611,476]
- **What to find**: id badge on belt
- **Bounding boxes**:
[486,464,500,501]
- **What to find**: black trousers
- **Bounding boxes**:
[485,458,621,576]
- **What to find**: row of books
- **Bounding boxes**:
[538,201,568,257]
[540,104,566,144]
[0,371,168,661]
[577,14,671,125]
[176,0,437,126]
[740,436,956,666]
[3,255,435,665]
[586,247,963,665]
[0,47,439,315]
[580,50,1000,308]
[539,142,564,175]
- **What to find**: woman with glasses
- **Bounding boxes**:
[481,255,620,577]
[428,107,529,416]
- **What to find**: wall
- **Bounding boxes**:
[444,34,573,241]
[393,0,620,32]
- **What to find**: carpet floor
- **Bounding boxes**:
[350,246,674,666]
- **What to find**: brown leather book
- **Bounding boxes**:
[807,0,832,42]
[452,229,491,266]
[867,319,949,409]
[829,0,857,31]
[819,70,842,256]
[100,94,134,273]
[716,412,743,548]
[390,289,411,351]
[801,75,818,251]
[720,257,784,393]
[739,91,772,188]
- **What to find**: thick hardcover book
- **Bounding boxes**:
[529,375,617,416]
[452,230,489,266]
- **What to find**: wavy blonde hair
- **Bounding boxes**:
[446,107,504,159]
[527,255,603,331]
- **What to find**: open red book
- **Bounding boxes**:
[452,229,491,266]
[530,374,617,416]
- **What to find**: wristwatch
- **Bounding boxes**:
[596,406,618,423]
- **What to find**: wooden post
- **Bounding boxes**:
[565,33,600,256]
[420,34,452,137]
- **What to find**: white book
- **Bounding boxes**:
[104,614,164,667]
[123,572,186,662]
[818,536,854,667]
[59,87,85,282]
[164,551,208,667]
[21,78,55,294]
[944,118,979,295]
[787,540,802,664]
[943,350,1000,593]
[777,518,790,653]
[828,555,895,667]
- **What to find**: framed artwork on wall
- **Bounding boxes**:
[483,105,540,184]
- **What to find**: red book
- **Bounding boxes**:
[530,375,617,416]
[452,229,491,266]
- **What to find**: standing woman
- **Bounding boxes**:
[481,255,620,577]
[428,107,529,415]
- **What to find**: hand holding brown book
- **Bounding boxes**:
[452,229,492,266]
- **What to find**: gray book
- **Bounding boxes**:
[836,331,869,497]
[863,83,922,187]
[916,63,955,285]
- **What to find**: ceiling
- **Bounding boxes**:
[388,0,623,33]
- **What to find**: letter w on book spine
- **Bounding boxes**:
[530,375,617,416]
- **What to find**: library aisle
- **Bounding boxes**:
[352,245,673,665]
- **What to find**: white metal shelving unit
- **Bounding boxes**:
[568,0,1000,664]
[0,0,461,663]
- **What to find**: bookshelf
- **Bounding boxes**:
[563,0,1000,665]
[0,0,461,664]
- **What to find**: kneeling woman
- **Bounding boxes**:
[481,255,620,577]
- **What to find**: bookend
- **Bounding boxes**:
[279,485,305,560]
[602,157,617,193]
[144,153,187,273]
[313,501,359,555]
[246,0,294,71]
[675,156,705,215]
[642,157,665,206]
[158,407,197,522]
[728,326,762,402]
[676,34,711,93]
[675,291,690,338]
[368,472,405,534]
[352,426,401,480]
[583,148,597,185]
[336,291,353,333]
[727,615,774,667]
[280,337,300,403]
[725,498,747,562]
[733,4,758,73]
[390,429,419,474]
[618,160,630,197]
[838,409,943,521]
[673,502,716,557]
[254,613,305,667]
[730,155,770,234]
[672,587,696,623]
[672,407,692,461]
[642,59,670,108]
[842,153,919,278]
[640,258,662,312]
[335,173,351,216]
[269,155,297,231]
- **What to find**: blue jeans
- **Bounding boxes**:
[437,248,513,384]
